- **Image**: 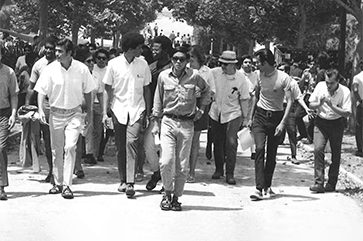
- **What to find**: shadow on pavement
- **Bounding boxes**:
[182,205,243,211]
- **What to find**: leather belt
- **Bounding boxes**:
[256,107,283,118]
[50,106,81,114]
[164,113,193,121]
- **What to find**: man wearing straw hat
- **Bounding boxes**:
[209,50,251,185]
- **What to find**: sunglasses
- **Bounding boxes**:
[172,56,187,62]
[85,58,94,63]
[97,56,107,61]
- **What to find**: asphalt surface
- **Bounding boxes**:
[1,129,363,241]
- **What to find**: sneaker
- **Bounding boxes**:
[125,184,135,198]
[309,183,325,193]
[61,186,74,199]
[171,196,182,211]
[160,194,172,211]
[186,176,195,183]
[324,183,336,192]
[263,187,276,199]
[117,182,127,192]
[250,189,263,201]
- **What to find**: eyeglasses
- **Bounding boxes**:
[85,59,94,63]
[97,56,107,61]
[172,56,187,62]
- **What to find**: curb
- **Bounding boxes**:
[299,142,363,188]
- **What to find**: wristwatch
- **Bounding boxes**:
[198,108,204,115]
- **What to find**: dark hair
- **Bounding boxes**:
[121,32,144,52]
[56,38,74,55]
[141,45,154,64]
[153,36,173,55]
[74,48,92,63]
[24,44,32,52]
[241,54,252,62]
[109,48,118,56]
[254,48,275,66]
[25,52,39,68]
[189,45,206,65]
[317,51,330,69]
[95,48,109,59]
[88,43,97,50]
[44,35,59,47]
[325,68,339,81]
[279,62,290,73]
[172,46,190,59]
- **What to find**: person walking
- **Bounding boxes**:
[309,69,351,193]
[34,38,96,199]
[152,46,211,211]
[103,32,151,198]
[352,64,363,157]
[209,51,250,184]
[248,49,293,201]
[0,45,19,201]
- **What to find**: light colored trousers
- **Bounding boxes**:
[49,108,82,187]
[143,120,161,172]
[160,116,194,197]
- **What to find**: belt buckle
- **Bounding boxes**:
[266,111,272,118]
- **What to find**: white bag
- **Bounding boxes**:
[237,128,255,151]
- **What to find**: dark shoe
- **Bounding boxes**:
[84,155,97,165]
[118,182,127,192]
[324,183,336,192]
[159,186,165,194]
[171,196,182,211]
[160,194,172,211]
[301,138,313,144]
[355,150,363,157]
[62,186,74,199]
[250,189,263,201]
[251,153,256,160]
[226,175,236,185]
[212,171,223,179]
[290,157,300,165]
[75,170,85,179]
[125,184,135,198]
[146,170,161,191]
[49,185,62,194]
[97,156,104,162]
[0,190,7,201]
[309,184,325,193]
[45,173,53,183]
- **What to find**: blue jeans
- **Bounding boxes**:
[0,108,10,187]
[159,116,194,197]
[252,107,283,190]
[313,117,344,186]
[211,116,242,176]
[112,112,142,184]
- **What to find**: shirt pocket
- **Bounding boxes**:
[164,84,176,101]
[228,87,239,101]
[183,84,196,100]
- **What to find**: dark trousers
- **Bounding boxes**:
[295,105,308,138]
[0,108,10,187]
[112,112,142,184]
[252,107,283,190]
[355,103,363,152]
[211,116,241,176]
[313,117,344,186]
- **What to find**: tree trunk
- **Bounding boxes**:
[0,0,6,9]
[338,6,346,78]
[38,0,48,42]
[296,0,307,49]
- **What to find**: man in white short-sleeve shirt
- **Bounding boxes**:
[352,68,363,156]
[103,32,151,198]
[35,38,96,199]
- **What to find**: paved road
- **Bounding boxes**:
[1,131,363,241]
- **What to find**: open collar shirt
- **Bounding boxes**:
[152,66,211,118]
[209,67,251,124]
[309,81,351,120]
[353,71,363,102]
[103,54,151,125]
[34,59,96,109]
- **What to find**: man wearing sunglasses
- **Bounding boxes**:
[209,51,251,185]
[152,46,211,211]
